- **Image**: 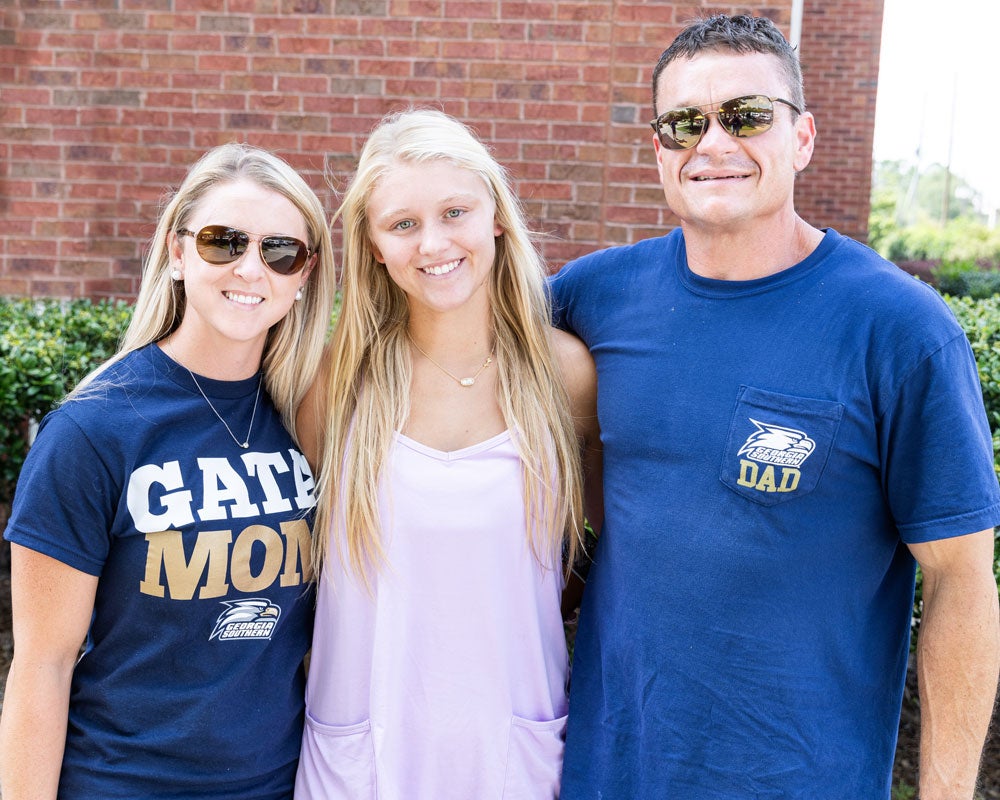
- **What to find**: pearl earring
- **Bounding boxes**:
[171,269,182,281]
[295,288,303,301]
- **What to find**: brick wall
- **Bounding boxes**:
[0,0,881,299]
[796,0,884,241]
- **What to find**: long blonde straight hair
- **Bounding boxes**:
[312,109,583,581]
[71,142,335,431]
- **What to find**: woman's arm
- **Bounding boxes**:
[552,327,603,532]
[295,343,334,473]
[0,544,98,800]
[552,328,603,620]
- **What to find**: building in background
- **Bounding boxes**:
[0,1,883,299]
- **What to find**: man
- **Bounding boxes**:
[551,14,1000,799]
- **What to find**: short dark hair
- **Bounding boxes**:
[651,14,805,116]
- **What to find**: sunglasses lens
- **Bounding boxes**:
[194,226,249,264]
[261,237,309,275]
[656,108,705,150]
[719,95,774,138]
[188,226,309,275]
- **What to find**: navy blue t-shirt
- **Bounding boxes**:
[551,228,1000,799]
[5,344,316,799]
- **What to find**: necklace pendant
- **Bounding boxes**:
[240,441,250,449]
[460,377,475,387]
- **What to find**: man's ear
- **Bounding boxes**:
[792,111,817,173]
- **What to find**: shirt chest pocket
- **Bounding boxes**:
[720,386,844,507]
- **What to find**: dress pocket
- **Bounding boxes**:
[719,385,844,507]
[295,714,377,800]
[501,714,567,799]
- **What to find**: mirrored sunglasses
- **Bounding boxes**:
[650,94,801,151]
[178,225,312,276]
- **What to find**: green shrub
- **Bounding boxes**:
[880,219,1000,265]
[932,260,1000,299]
[0,297,133,501]
[945,295,1000,443]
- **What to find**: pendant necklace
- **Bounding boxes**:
[408,336,494,388]
[167,341,262,449]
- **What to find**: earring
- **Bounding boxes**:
[171,269,182,281]
[295,288,303,301]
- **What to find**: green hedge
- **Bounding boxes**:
[932,260,1000,300]
[0,298,132,501]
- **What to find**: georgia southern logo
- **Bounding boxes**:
[210,598,281,641]
[736,419,815,494]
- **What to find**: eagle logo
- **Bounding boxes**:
[737,419,816,468]
[209,598,281,642]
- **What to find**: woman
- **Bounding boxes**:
[294,109,603,799]
[0,143,335,799]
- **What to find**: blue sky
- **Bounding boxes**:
[872,0,999,214]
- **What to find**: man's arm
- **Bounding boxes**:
[908,528,1000,800]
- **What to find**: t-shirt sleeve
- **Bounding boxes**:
[548,264,575,333]
[884,331,1000,543]
[4,407,119,575]
[549,255,600,339]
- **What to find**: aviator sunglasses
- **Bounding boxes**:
[650,94,802,151]
[177,225,313,276]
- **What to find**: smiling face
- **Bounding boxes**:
[366,158,502,322]
[169,178,313,372]
[653,50,816,237]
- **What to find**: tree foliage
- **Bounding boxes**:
[869,160,1000,267]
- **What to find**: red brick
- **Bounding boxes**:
[145,91,197,109]
[4,87,54,105]
[170,33,226,51]
[443,0,499,18]
[84,278,141,298]
[141,128,196,146]
[120,33,171,50]
[0,278,32,296]
[198,54,251,72]
[357,59,411,78]
[8,238,58,257]
[415,20,470,39]
[10,143,61,160]
[173,72,225,90]
[227,74,278,92]
[386,38,440,58]
[277,36,331,55]
[42,32,97,49]
[146,53,198,71]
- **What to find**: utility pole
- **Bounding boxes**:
[941,74,957,225]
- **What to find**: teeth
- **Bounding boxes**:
[422,259,460,276]
[225,292,263,305]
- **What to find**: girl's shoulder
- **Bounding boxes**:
[548,326,596,408]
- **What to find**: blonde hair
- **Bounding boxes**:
[72,142,335,430]
[312,108,583,581]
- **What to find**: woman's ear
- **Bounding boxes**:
[168,229,185,267]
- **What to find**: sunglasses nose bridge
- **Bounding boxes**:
[221,233,266,279]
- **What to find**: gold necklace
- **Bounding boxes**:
[408,337,494,387]
[166,341,262,449]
